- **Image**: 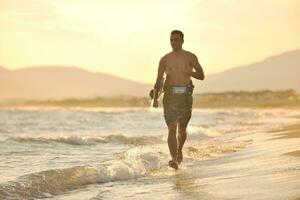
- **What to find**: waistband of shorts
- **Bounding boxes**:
[164,82,194,95]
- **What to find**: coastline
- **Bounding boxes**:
[1,90,299,109]
[271,124,300,157]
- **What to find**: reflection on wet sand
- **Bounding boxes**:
[171,169,213,200]
[272,124,300,157]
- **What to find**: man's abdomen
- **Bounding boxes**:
[165,74,191,86]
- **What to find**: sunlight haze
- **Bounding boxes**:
[0,0,299,83]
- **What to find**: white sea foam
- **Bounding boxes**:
[0,146,167,199]
[1,108,299,200]
[9,134,164,146]
[188,125,222,138]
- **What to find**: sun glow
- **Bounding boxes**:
[0,0,299,83]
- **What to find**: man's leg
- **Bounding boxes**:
[163,94,180,169]
[177,113,191,163]
[167,121,178,160]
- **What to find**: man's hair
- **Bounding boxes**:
[171,30,184,40]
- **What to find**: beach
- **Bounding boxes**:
[0,107,299,200]
[272,124,300,157]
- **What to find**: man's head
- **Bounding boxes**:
[170,30,184,51]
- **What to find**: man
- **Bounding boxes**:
[152,30,205,169]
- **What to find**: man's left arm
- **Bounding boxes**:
[188,54,205,80]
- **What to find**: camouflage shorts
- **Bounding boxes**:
[162,93,193,127]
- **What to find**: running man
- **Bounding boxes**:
[152,30,205,169]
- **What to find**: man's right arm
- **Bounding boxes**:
[152,58,165,107]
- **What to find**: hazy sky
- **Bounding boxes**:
[0,0,299,83]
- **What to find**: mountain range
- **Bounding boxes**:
[0,49,299,100]
[0,66,151,100]
[195,49,300,93]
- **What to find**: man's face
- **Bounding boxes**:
[170,34,183,50]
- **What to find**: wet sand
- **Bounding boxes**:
[271,124,300,157]
[271,123,300,199]
[285,150,300,157]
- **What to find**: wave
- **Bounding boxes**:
[0,147,166,200]
[187,125,222,138]
[0,137,250,199]
[9,134,164,146]
[185,143,248,160]
[8,126,225,146]
[104,134,163,145]
[0,129,10,133]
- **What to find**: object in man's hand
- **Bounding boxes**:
[151,99,158,108]
[149,89,154,99]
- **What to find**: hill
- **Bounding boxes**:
[0,66,152,100]
[195,49,300,93]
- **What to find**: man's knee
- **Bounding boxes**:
[178,114,191,129]
[167,122,177,134]
[178,128,187,136]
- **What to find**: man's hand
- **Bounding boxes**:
[181,63,204,80]
[152,99,159,108]
[149,89,159,108]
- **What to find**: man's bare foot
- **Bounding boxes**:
[177,150,183,164]
[168,159,178,170]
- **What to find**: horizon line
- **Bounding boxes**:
[1,48,299,84]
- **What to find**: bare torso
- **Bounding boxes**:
[162,50,194,85]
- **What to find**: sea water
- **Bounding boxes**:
[0,107,299,200]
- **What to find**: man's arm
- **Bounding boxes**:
[152,58,165,107]
[187,54,205,80]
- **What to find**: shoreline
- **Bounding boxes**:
[285,150,300,157]
[271,124,300,157]
[1,104,300,110]
[1,90,299,109]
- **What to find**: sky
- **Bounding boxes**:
[0,0,299,84]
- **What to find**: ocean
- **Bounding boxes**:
[0,107,299,200]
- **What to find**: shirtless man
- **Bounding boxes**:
[152,30,205,169]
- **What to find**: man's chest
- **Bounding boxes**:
[165,57,192,72]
